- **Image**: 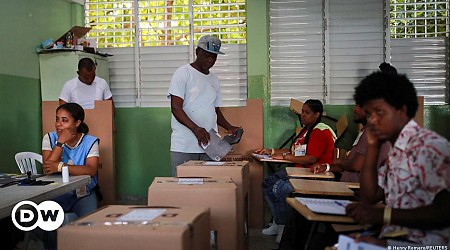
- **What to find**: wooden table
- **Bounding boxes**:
[0,175,90,219]
[251,153,292,164]
[286,167,335,179]
[289,179,356,197]
[287,197,354,224]
[287,197,355,250]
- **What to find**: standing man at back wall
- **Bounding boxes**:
[59,57,114,110]
[168,35,241,176]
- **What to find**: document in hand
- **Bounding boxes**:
[296,197,352,215]
[202,129,232,161]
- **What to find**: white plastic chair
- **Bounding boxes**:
[14,152,43,249]
[15,152,42,174]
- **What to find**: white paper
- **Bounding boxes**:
[252,153,271,159]
[117,209,166,222]
[178,178,204,185]
[296,197,352,215]
[203,161,225,166]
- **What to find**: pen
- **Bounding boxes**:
[334,201,346,207]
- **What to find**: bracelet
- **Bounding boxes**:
[57,161,64,172]
[383,207,392,225]
[324,163,331,172]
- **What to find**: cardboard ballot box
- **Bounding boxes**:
[148,177,238,250]
[219,99,264,228]
[58,205,210,250]
[177,160,249,250]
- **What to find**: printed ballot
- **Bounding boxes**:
[202,129,232,161]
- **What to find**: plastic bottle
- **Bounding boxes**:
[65,32,73,48]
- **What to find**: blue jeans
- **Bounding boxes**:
[263,168,294,225]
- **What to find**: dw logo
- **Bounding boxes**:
[11,201,64,231]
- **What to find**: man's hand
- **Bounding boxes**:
[366,124,383,147]
[193,127,210,147]
[346,202,384,225]
[227,126,241,135]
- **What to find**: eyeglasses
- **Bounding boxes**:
[207,40,220,52]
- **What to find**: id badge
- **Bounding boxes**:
[76,185,88,198]
[294,144,307,156]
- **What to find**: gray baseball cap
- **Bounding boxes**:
[197,35,225,55]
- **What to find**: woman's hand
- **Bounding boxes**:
[271,152,284,160]
[43,161,59,175]
[58,129,78,144]
[254,148,271,155]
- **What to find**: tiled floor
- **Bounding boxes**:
[249,228,280,250]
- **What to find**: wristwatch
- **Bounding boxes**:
[55,141,65,148]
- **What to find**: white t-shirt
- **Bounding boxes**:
[168,64,223,153]
[59,76,113,109]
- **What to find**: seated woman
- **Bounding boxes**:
[42,103,100,218]
[254,99,336,235]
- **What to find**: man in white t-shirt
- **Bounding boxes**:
[59,58,113,109]
[167,35,241,176]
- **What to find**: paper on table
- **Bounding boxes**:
[296,197,352,215]
[251,153,271,159]
[117,209,166,222]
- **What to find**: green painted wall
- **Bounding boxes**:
[0,0,83,172]
[114,108,172,197]
[1,0,449,202]
[0,74,42,173]
[0,0,82,78]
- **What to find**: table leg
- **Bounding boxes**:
[304,221,318,250]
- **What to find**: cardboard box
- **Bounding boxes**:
[58,205,210,250]
[56,26,91,44]
[148,177,238,250]
[177,160,249,250]
[219,99,264,228]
